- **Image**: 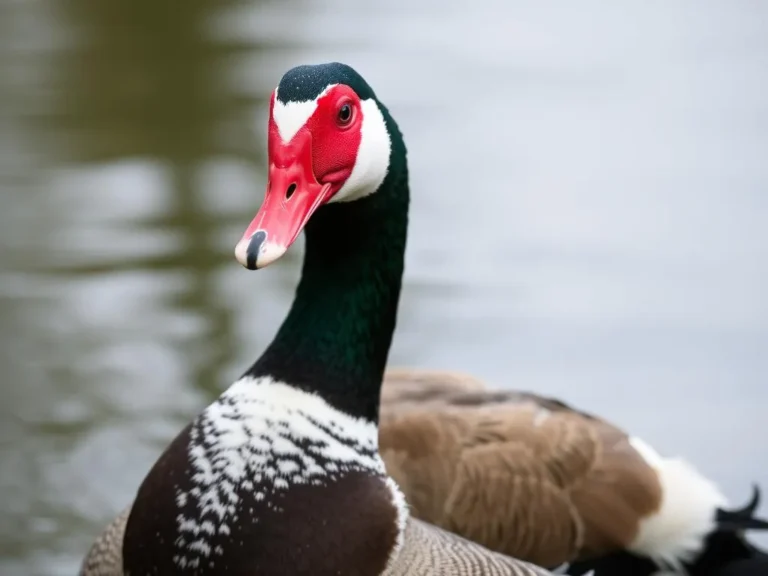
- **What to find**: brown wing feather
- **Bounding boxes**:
[379,369,662,567]
[380,368,487,408]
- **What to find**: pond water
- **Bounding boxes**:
[0,1,766,574]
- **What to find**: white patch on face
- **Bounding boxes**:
[272,85,336,143]
[330,98,392,203]
[172,375,397,569]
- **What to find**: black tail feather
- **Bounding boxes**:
[718,517,768,531]
[565,535,768,576]
[714,554,768,576]
[716,485,768,531]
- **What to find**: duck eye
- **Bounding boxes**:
[337,103,353,126]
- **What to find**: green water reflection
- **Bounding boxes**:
[0,1,307,573]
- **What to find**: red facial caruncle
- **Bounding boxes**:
[234,85,364,270]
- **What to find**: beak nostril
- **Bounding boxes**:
[285,183,297,200]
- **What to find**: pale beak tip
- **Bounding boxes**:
[256,242,287,268]
[234,230,286,270]
[234,237,252,269]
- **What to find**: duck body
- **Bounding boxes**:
[81,62,563,576]
[378,369,768,574]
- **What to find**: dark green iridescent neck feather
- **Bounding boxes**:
[245,102,409,423]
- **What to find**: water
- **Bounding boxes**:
[1,1,767,574]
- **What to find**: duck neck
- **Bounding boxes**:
[246,115,409,424]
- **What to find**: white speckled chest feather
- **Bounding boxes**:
[171,376,407,570]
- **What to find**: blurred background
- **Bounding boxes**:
[0,0,766,574]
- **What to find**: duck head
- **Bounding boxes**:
[235,62,394,270]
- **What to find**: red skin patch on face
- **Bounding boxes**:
[268,86,363,197]
[234,87,366,269]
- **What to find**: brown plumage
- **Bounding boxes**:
[80,506,559,576]
[378,367,705,569]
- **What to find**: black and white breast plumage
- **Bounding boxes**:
[122,376,408,575]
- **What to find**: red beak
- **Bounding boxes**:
[235,129,334,269]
